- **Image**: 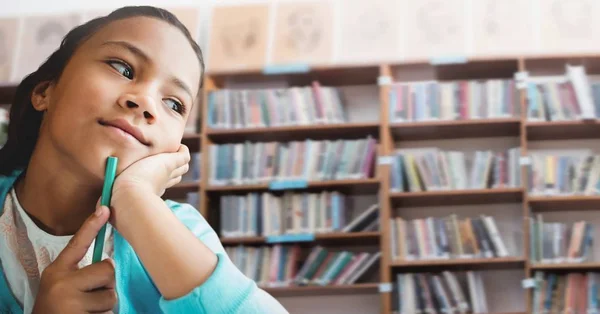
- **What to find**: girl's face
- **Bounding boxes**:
[32,16,201,180]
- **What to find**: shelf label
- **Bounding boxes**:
[581,113,597,120]
[514,71,529,90]
[514,71,529,81]
[521,278,537,289]
[429,55,468,65]
[263,63,311,75]
[378,75,392,86]
[519,156,532,166]
[377,156,394,165]
[269,180,309,190]
[378,282,392,293]
[266,233,315,243]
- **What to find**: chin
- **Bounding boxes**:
[79,145,138,181]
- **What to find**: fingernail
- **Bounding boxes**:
[95,206,104,217]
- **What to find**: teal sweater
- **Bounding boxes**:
[0,170,288,314]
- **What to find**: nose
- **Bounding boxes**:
[117,92,157,124]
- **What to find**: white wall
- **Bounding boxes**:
[0,0,208,16]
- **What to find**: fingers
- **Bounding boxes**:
[166,176,182,189]
[171,163,189,179]
[55,206,110,269]
[81,288,118,313]
[165,144,190,172]
[73,258,116,291]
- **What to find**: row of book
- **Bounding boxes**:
[207,81,349,129]
[219,191,379,238]
[527,152,600,196]
[209,137,377,186]
[389,79,520,123]
[526,65,600,122]
[390,215,510,261]
[390,147,521,192]
[225,245,380,288]
[395,271,488,314]
[529,215,594,264]
[181,152,201,183]
[204,66,598,128]
[531,271,600,314]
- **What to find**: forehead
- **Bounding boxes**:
[81,16,201,95]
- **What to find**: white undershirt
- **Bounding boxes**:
[0,188,114,313]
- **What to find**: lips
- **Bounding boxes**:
[99,118,150,146]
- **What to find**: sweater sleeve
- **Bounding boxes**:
[158,200,289,314]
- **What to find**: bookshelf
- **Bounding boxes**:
[6,54,600,314]
[264,282,380,297]
[221,231,381,246]
[391,257,525,271]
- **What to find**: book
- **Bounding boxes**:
[210,137,377,186]
[390,215,511,261]
[225,244,380,288]
[220,192,378,238]
[390,147,521,192]
[396,271,488,314]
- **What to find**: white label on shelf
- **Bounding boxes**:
[378,156,394,165]
[581,114,596,121]
[514,71,529,90]
[378,76,392,86]
[519,156,532,166]
[378,282,392,293]
[521,278,537,289]
[514,71,529,81]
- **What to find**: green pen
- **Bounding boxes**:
[92,156,118,263]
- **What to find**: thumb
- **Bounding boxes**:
[55,205,110,269]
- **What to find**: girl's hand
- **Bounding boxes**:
[32,206,117,314]
[113,144,191,197]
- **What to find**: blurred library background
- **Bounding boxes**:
[3,0,600,313]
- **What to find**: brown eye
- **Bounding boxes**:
[164,98,185,115]
[107,60,133,79]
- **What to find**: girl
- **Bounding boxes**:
[0,6,289,314]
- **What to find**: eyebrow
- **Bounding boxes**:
[101,40,194,102]
[102,41,150,63]
[171,77,194,103]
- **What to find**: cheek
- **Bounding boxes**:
[53,72,116,118]
[154,126,184,154]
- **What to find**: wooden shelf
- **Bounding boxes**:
[391,257,525,271]
[393,312,523,314]
[182,133,201,152]
[389,58,519,81]
[528,195,600,212]
[221,231,381,246]
[530,262,600,271]
[393,312,524,314]
[390,188,523,207]
[262,283,379,297]
[206,178,380,194]
[390,118,520,141]
[527,120,600,141]
[206,122,379,143]
[0,83,16,104]
[207,64,380,87]
[163,181,199,199]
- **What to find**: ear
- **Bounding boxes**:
[31,81,54,112]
